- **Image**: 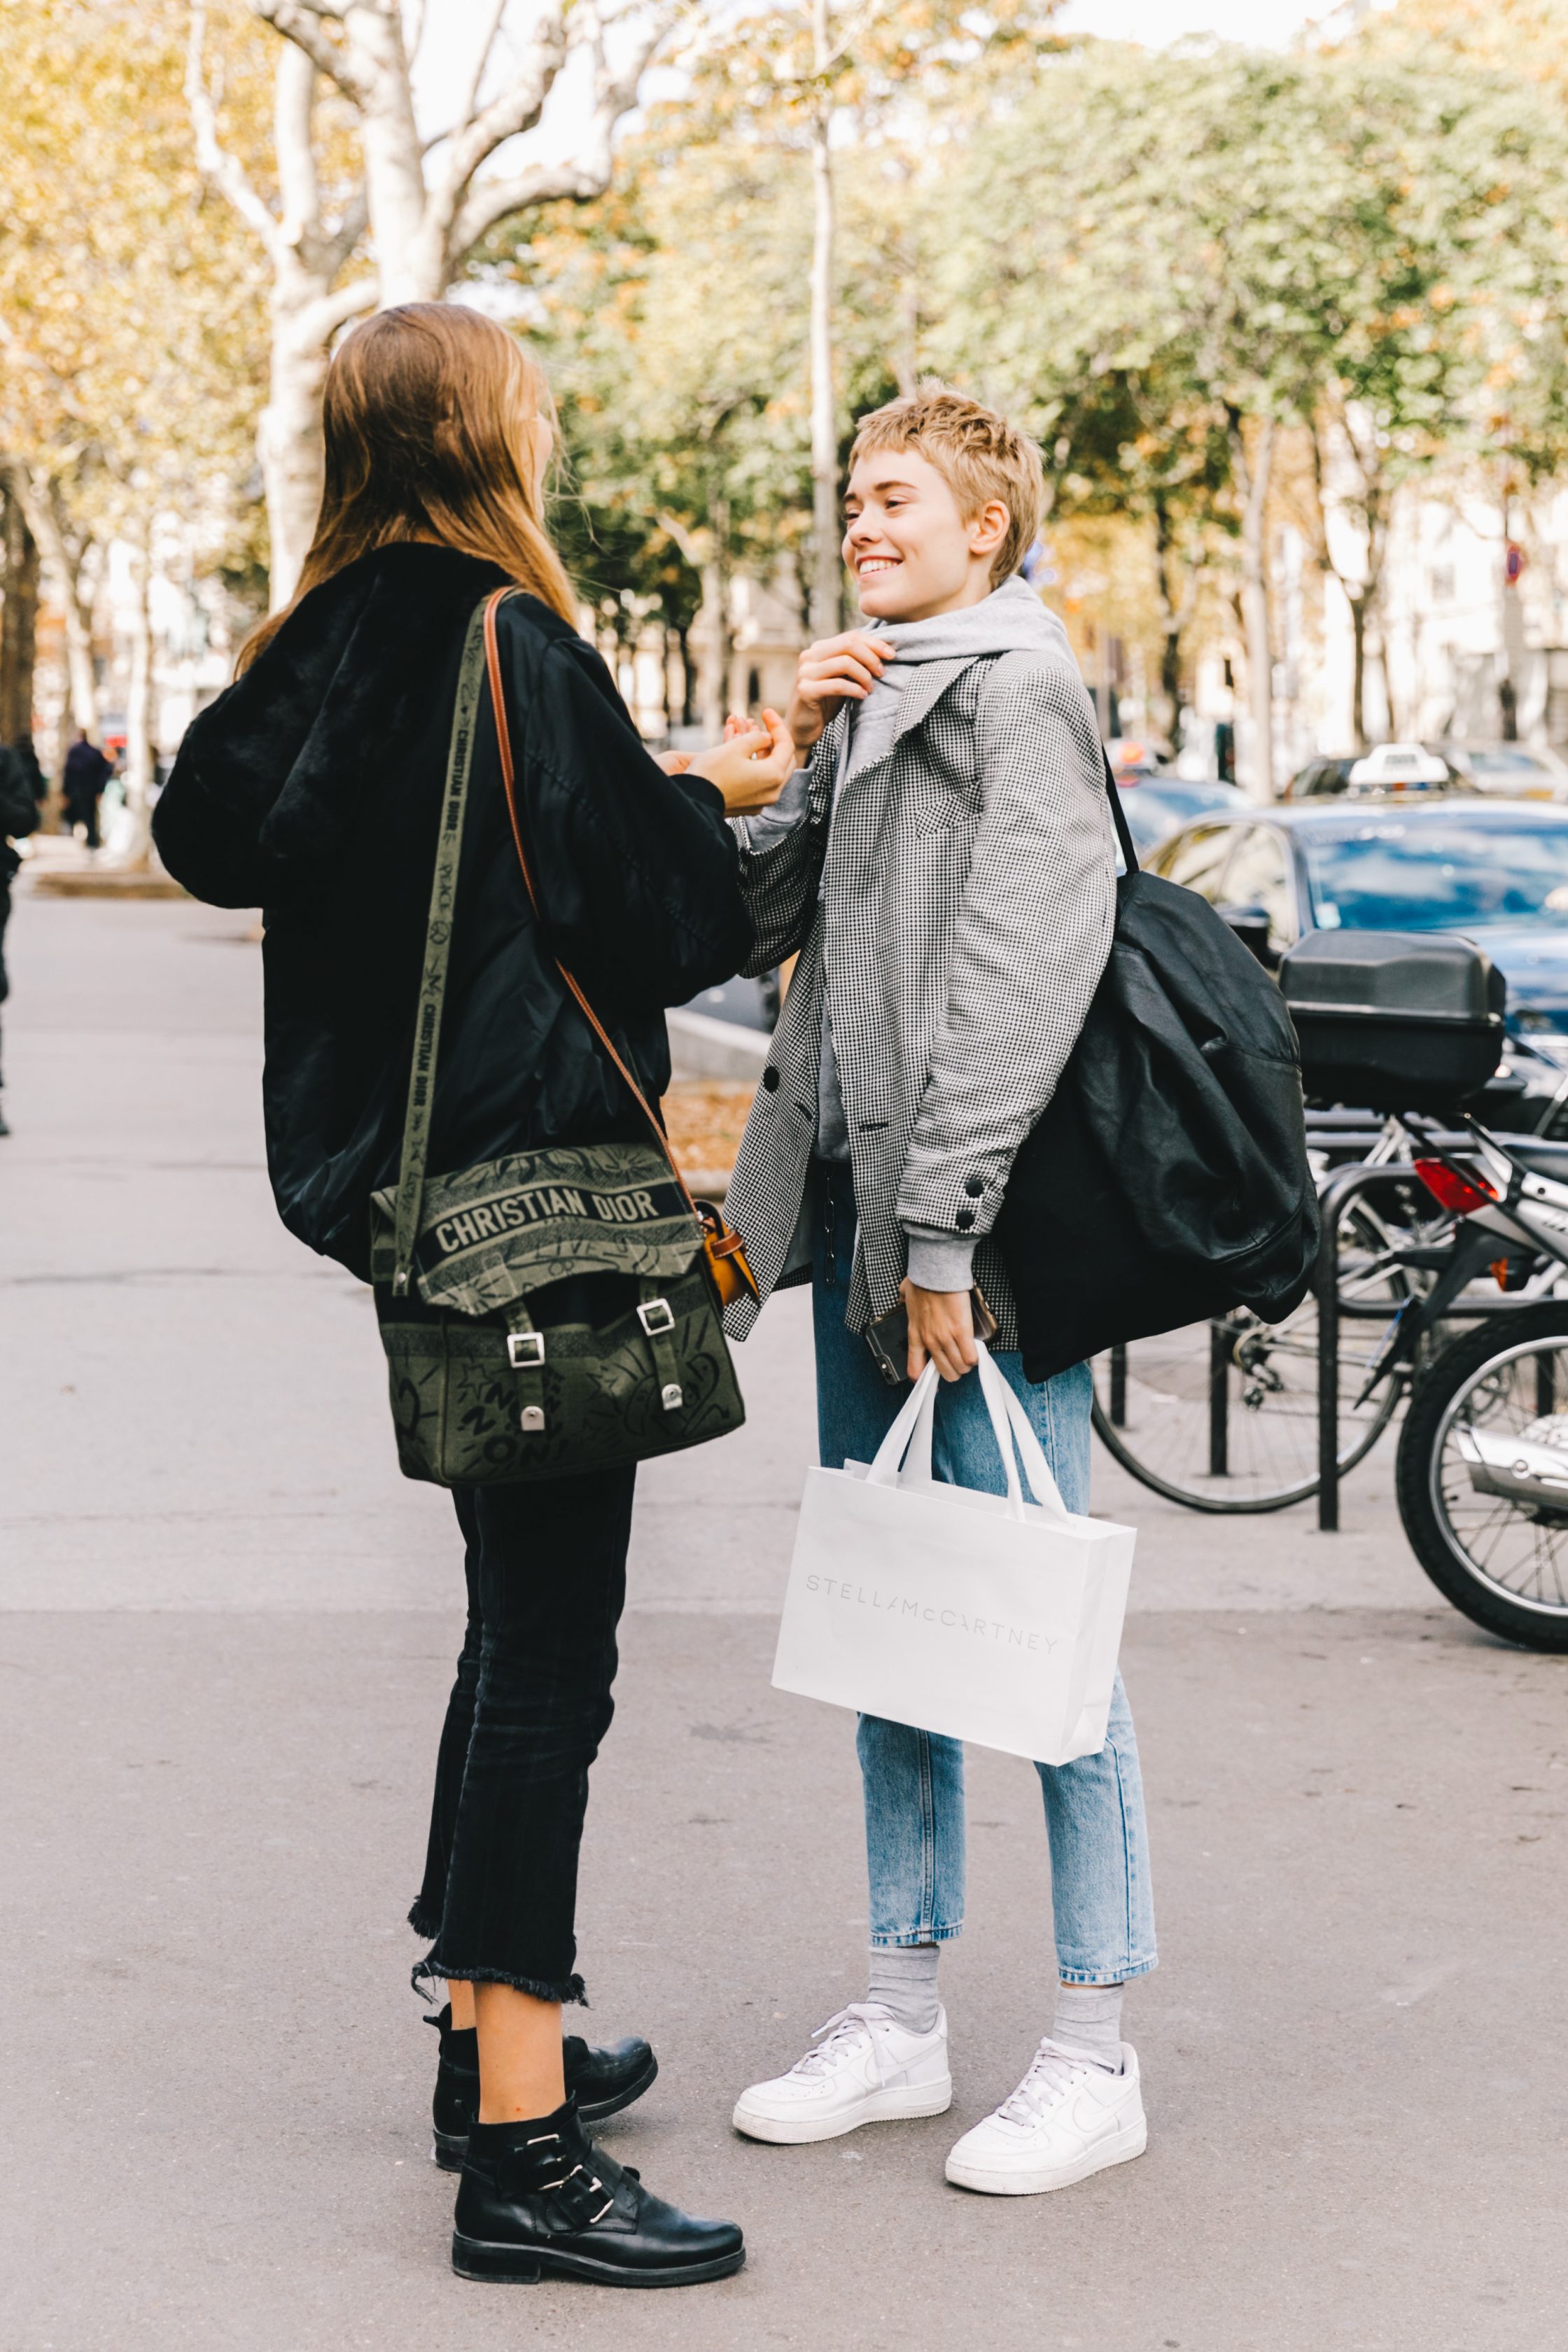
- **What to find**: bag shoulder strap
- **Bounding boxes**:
[1099,743,1140,874]
[482,589,703,1226]
[390,600,490,1296]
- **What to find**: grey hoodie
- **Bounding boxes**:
[793,580,1072,1285]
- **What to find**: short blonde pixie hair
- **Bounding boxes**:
[846,382,1045,587]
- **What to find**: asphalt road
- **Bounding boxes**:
[4,894,1566,2351]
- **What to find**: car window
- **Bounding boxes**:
[1156,823,1238,899]
[1469,748,1548,775]
[1220,826,1294,946]
[1302,814,1568,930]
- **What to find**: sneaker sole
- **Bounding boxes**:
[432,2054,660,2172]
[451,2232,745,2288]
[732,2076,953,2146]
[944,2117,1147,2197]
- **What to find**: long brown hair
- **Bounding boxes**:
[239,303,576,671]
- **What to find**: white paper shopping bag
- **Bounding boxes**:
[771,1345,1135,1765]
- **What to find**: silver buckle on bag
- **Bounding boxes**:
[659,1382,684,1413]
[507,1331,546,1368]
[637,1298,676,1336]
[520,1406,545,1433]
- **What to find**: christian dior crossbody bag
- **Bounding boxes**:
[369,590,755,1487]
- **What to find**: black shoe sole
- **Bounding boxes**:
[451,2232,744,2288]
[433,2054,660,2173]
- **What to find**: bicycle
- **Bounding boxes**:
[1090,1113,1442,1513]
[1091,1035,1568,1516]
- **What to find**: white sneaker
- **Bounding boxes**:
[732,2003,953,2145]
[944,2039,1147,2195]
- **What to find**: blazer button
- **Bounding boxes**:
[955,1208,975,1230]
[762,1066,780,1092]
[964,1175,984,1197]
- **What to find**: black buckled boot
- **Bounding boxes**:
[428,2007,658,2171]
[451,2099,744,2288]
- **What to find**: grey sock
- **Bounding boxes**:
[867,1942,941,2036]
[1051,1981,1124,2073]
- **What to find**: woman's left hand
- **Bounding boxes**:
[901,1278,979,1384]
[688,709,797,814]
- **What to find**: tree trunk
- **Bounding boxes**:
[1349,594,1368,750]
[1231,414,1275,802]
[0,489,40,746]
[194,36,375,608]
[118,538,155,869]
[10,466,97,769]
[1152,492,1184,732]
[676,622,696,727]
[808,10,839,638]
[352,1,443,302]
[699,544,732,738]
[260,261,333,606]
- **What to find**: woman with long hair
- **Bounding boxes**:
[153,302,792,2290]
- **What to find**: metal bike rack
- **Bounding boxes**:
[1315,1160,1416,1532]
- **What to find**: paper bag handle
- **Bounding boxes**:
[974,1343,1071,1522]
[863,1343,1070,1525]
[865,1362,941,1490]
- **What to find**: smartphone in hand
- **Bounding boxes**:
[864,1286,999,1388]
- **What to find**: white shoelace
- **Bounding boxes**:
[997,2036,1109,2122]
[788,2003,897,2079]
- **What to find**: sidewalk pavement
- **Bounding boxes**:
[4,896,1566,2351]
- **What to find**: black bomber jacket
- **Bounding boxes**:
[153,545,751,1279]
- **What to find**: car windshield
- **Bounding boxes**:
[1466,748,1550,776]
[1303,816,1568,931]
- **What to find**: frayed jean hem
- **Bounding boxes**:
[412,1952,587,2008]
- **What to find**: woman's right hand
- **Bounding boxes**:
[785,631,897,757]
[688,708,797,815]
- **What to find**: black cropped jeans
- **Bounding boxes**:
[410,1467,636,2006]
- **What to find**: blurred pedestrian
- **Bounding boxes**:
[61,729,111,848]
[153,302,793,2292]
[726,386,1157,2196]
[0,738,38,1135]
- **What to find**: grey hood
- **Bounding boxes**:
[843,574,1072,783]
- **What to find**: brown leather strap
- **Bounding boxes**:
[482,588,704,1226]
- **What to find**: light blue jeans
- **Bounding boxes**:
[811,1162,1157,1984]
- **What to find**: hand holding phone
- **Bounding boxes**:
[865,1284,999,1387]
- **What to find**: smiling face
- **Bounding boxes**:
[841,447,1010,622]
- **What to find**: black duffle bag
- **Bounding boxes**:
[997,764,1320,1385]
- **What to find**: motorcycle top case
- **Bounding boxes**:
[1279,929,1505,1113]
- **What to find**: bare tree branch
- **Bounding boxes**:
[296,274,380,343]
[405,0,428,69]
[447,157,601,254]
[323,190,371,276]
[444,5,671,261]
[436,2,570,207]
[254,0,373,106]
[188,1,284,262]
[458,0,510,133]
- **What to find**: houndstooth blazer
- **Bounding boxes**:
[722,648,1117,1350]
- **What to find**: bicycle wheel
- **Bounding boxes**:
[1091,1203,1408,1513]
[1395,1303,1568,1651]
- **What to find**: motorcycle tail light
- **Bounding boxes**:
[1413,1158,1499,1216]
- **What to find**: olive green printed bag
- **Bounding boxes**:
[369,599,746,1487]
